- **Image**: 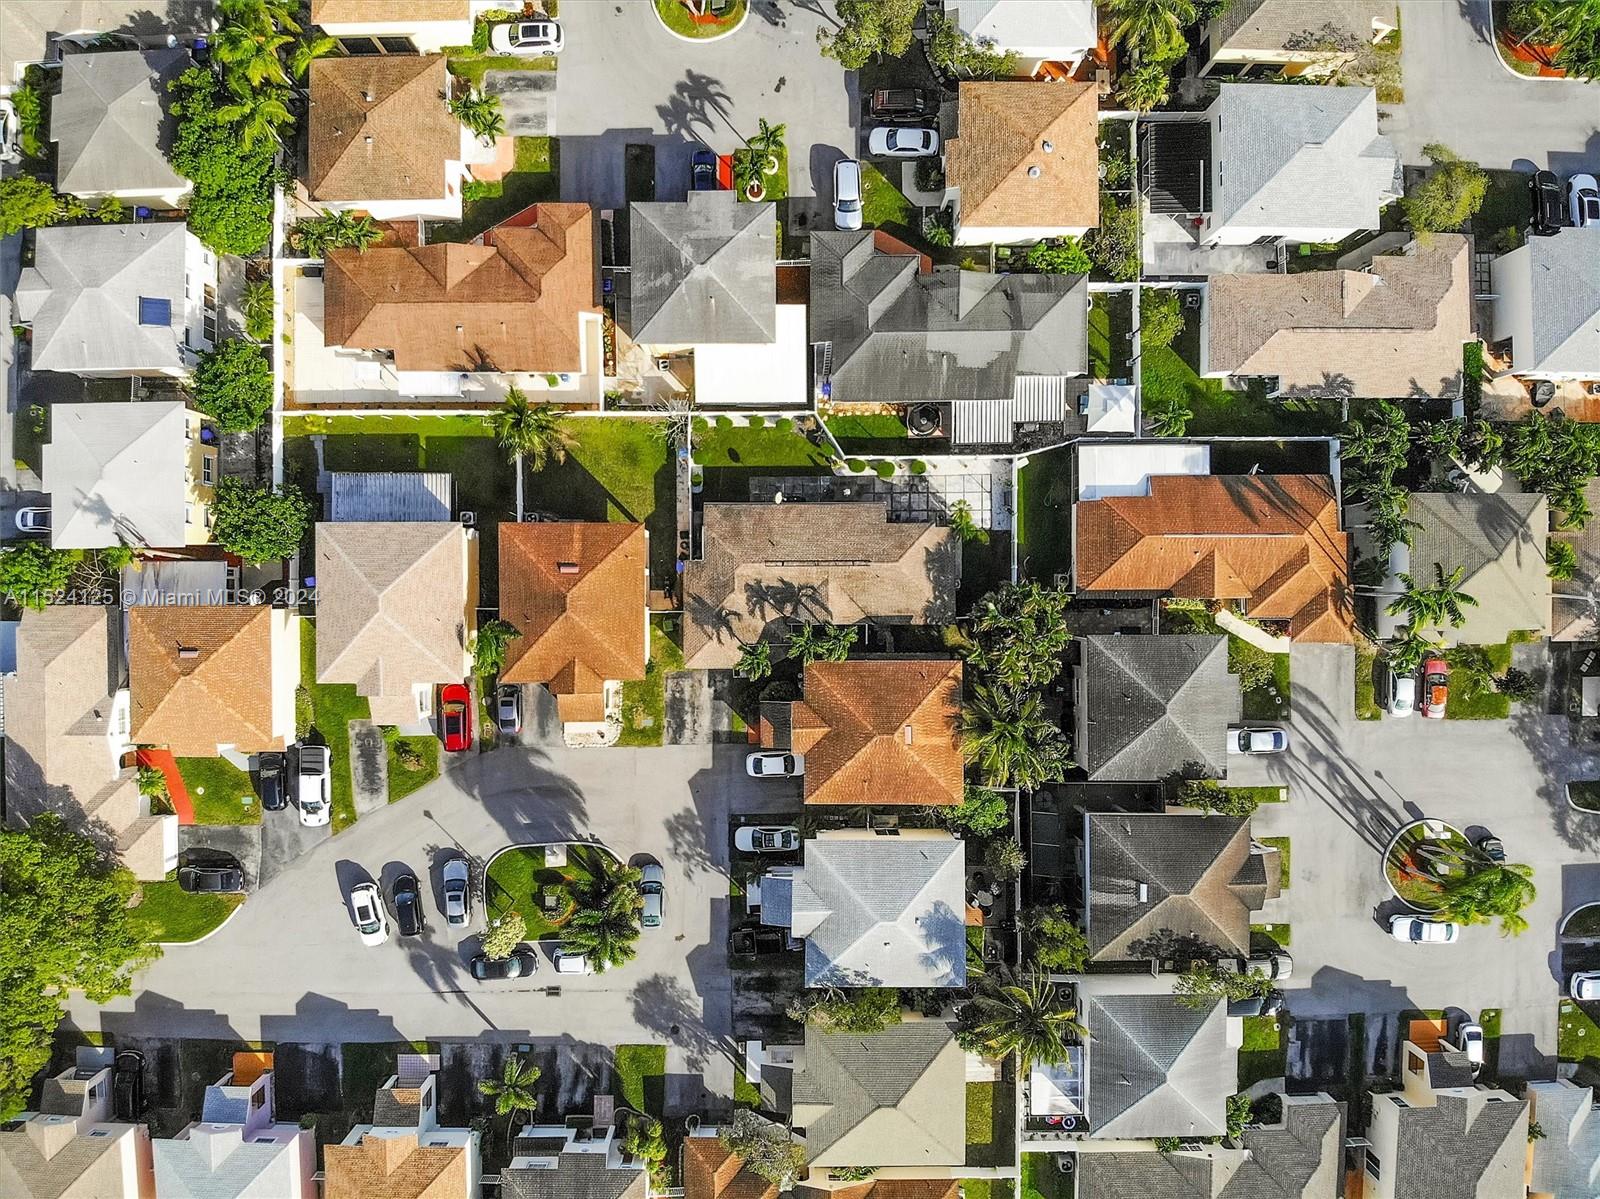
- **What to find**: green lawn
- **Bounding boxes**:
[176,757,260,825]
[1252,922,1292,948]
[861,160,914,229]
[1238,1014,1287,1089]
[1016,445,1073,584]
[298,621,370,833]
[824,412,910,456]
[484,844,606,939]
[1473,170,1534,251]
[614,1044,667,1116]
[735,143,788,204]
[128,875,244,943]
[654,0,747,37]
[1480,1007,1502,1077]
[618,615,687,748]
[965,1080,1012,1169]
[1259,836,1291,889]
[1355,642,1383,720]
[386,735,439,804]
[1088,291,1132,380]
[1232,637,1291,720]
[692,419,833,468]
[1022,1151,1071,1199]
[1445,639,1514,720]
[1559,999,1600,1065]
[446,55,558,87]
[430,137,560,242]
[1228,785,1285,807]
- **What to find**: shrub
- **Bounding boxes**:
[1023,237,1093,274]
[95,196,124,224]
[1402,143,1488,238]
[915,157,946,192]
[950,499,989,545]
[482,911,526,961]
[136,765,168,799]
[847,458,867,473]
[1547,538,1578,580]
[210,480,312,564]
[748,414,766,428]
[1023,905,1089,973]
[922,206,954,247]
[1172,777,1262,818]
[193,340,273,432]
[874,460,896,479]
[289,210,383,257]
[471,618,520,679]
[0,176,63,236]
[775,417,795,432]
[242,279,273,342]
[715,414,734,429]
[1497,667,1540,703]
[909,459,927,475]
[787,988,902,1033]
[939,785,1011,836]
[983,836,1026,880]
[1086,191,1140,281]
[0,544,83,609]
[1140,289,1186,351]
[461,179,499,202]
[12,73,44,157]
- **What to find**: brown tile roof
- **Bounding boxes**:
[1207,235,1472,399]
[945,81,1099,232]
[683,1137,777,1199]
[499,523,648,714]
[308,55,459,202]
[800,1182,960,1199]
[684,504,959,670]
[128,606,282,756]
[323,206,597,373]
[324,1132,470,1199]
[1074,474,1352,643]
[783,660,964,807]
[313,1,469,21]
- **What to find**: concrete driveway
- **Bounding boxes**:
[552,0,856,207]
[67,743,797,1101]
[1228,643,1600,1079]
[1383,0,1600,170]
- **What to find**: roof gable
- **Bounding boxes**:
[128,606,280,756]
[627,193,777,344]
[307,55,460,201]
[947,82,1098,231]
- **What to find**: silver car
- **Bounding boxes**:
[640,863,665,930]
[441,856,471,928]
[867,126,939,158]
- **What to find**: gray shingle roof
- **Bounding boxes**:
[53,48,190,198]
[1528,1080,1600,1199]
[372,1086,422,1128]
[501,1151,646,1199]
[154,1127,304,1199]
[43,400,190,549]
[626,192,776,344]
[1084,991,1232,1138]
[1213,0,1395,53]
[1392,1094,1528,1199]
[810,230,1087,404]
[1400,493,1551,644]
[1519,228,1600,374]
[1078,636,1240,781]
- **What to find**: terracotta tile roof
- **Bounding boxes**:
[802,1181,959,1199]
[324,1132,470,1199]
[783,660,964,807]
[499,523,648,714]
[1074,474,1352,642]
[945,81,1099,231]
[313,1,469,20]
[307,55,459,202]
[682,1137,777,1199]
[128,606,283,755]
[323,206,596,372]
[1207,235,1472,399]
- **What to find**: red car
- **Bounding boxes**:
[440,683,473,751]
[1420,658,1449,719]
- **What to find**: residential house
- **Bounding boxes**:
[683,503,957,670]
[52,48,191,209]
[945,1,1098,76]
[42,401,216,550]
[315,522,477,726]
[15,223,217,377]
[306,54,491,221]
[682,1130,778,1199]
[1071,455,1353,642]
[761,830,967,989]
[127,605,298,757]
[1375,492,1550,646]
[1489,227,1600,380]
[153,1052,317,1199]
[501,1118,648,1199]
[1205,235,1472,399]
[759,1019,967,1171]
[1073,636,1241,782]
[944,81,1099,245]
[310,0,479,54]
[323,1058,481,1199]
[758,659,963,807]
[1076,1093,1344,1198]
[1079,811,1278,962]
[1197,0,1398,78]
[1527,1079,1600,1199]
[498,522,648,734]
[2,606,173,880]
[810,230,1093,446]
[0,1052,154,1198]
[1361,1037,1527,1199]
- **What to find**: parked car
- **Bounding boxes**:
[441,855,471,928]
[1227,726,1289,755]
[0,97,20,164]
[1389,914,1461,944]
[734,825,800,854]
[729,926,791,956]
[471,947,538,980]
[1531,169,1564,235]
[1568,173,1600,228]
[869,88,935,121]
[833,158,863,231]
[1228,991,1285,1018]
[496,684,522,737]
[691,147,718,190]
[440,683,472,753]
[640,863,665,929]
[746,751,804,778]
[1388,671,1417,718]
[178,862,244,893]
[14,507,50,535]
[296,744,331,827]
[1571,971,1600,1000]
[390,871,425,937]
[868,126,939,158]
[1455,1021,1485,1075]
[489,19,562,54]
[553,950,594,975]
[113,1050,144,1121]
[1248,950,1293,980]
[349,881,389,946]
[1420,658,1449,720]
[1475,832,1506,862]
[256,751,286,812]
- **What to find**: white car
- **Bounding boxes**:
[0,98,20,164]
[296,744,331,827]
[14,507,50,535]
[1388,672,1416,718]
[441,855,471,928]
[349,882,389,947]
[640,863,665,930]
[1568,173,1600,228]
[1455,1021,1484,1075]
[734,825,800,854]
[1227,726,1289,755]
[1248,950,1293,981]
[1389,914,1460,944]
[833,158,863,231]
[489,19,562,55]
[1571,971,1600,1000]
[746,751,804,778]
[553,950,594,975]
[868,126,939,158]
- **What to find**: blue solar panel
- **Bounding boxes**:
[137,296,172,326]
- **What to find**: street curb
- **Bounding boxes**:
[1381,818,1462,914]
[650,0,748,44]
[1483,4,1583,84]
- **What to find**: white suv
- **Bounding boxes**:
[296,744,331,827]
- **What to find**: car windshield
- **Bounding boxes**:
[838,198,860,212]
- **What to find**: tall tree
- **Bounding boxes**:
[210,480,312,564]
[719,1110,806,1187]
[1385,563,1479,631]
[0,544,84,610]
[490,389,572,470]
[962,682,1072,791]
[167,66,276,256]
[216,88,295,150]
[1435,861,1537,936]
[1401,144,1489,238]
[478,1054,541,1154]
[1102,0,1197,63]
[289,33,336,79]
[193,340,273,432]
[736,640,773,681]
[1173,961,1274,1010]
[954,972,1086,1067]
[816,0,922,69]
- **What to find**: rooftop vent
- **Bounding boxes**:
[1042,139,1054,153]
[557,562,580,575]
[177,646,199,660]
[902,725,913,744]
[364,135,373,145]
[362,90,375,102]
[1136,881,1149,903]
[1027,165,1041,179]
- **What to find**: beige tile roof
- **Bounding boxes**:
[683,1138,777,1199]
[0,1120,135,1199]
[946,81,1099,231]
[128,606,282,756]
[313,1,469,21]
[323,206,597,373]
[324,1132,470,1199]
[1207,235,1472,399]
[315,522,472,706]
[307,55,460,202]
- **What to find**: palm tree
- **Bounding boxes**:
[962,682,1072,791]
[1435,861,1537,936]
[1385,563,1479,631]
[214,11,292,92]
[1146,397,1190,438]
[219,0,300,33]
[450,92,506,141]
[785,623,825,665]
[736,640,773,681]
[490,389,572,470]
[955,971,1086,1068]
[562,906,641,972]
[746,118,786,174]
[1102,0,1196,63]
[478,1055,541,1154]
[217,89,294,150]
[289,33,337,79]
[290,210,384,257]
[1385,625,1444,675]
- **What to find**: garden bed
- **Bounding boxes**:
[484,843,610,939]
[1571,782,1600,813]
[1384,821,1470,910]
[654,0,747,39]
[734,144,788,204]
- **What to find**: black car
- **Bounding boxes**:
[729,926,790,956]
[470,947,538,980]
[178,863,244,893]
[256,752,286,811]
[113,1050,144,1121]
[1531,169,1564,236]
[391,872,425,936]
[691,147,717,191]
[1476,832,1506,862]
[869,87,935,122]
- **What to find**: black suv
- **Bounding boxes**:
[869,87,935,122]
[178,862,244,893]
[1531,169,1564,236]
[391,872,425,936]
[256,752,286,811]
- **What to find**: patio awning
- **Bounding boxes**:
[1139,120,1212,215]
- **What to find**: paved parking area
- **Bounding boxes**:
[1228,644,1600,1079]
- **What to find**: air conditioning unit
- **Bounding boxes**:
[1182,291,1202,310]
